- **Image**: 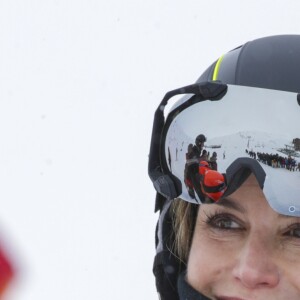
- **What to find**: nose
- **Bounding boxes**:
[233,234,280,289]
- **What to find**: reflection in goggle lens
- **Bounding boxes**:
[164,85,300,216]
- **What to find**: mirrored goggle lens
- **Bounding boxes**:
[164,85,300,216]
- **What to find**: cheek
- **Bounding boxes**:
[288,270,300,291]
[281,254,300,291]
[186,226,234,293]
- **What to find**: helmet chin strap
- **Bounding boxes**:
[153,199,182,300]
[177,272,212,300]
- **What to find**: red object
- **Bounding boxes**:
[201,170,227,202]
[0,246,14,296]
[198,160,210,175]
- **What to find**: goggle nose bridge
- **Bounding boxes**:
[223,157,266,198]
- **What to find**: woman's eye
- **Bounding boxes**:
[207,214,241,230]
[285,227,300,238]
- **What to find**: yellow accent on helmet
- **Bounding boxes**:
[212,55,224,81]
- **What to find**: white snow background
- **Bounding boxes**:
[0,1,300,299]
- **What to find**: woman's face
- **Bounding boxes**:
[187,174,300,300]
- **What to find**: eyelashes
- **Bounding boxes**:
[203,209,300,239]
[204,210,243,231]
[283,223,300,239]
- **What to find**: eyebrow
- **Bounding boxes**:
[216,197,246,214]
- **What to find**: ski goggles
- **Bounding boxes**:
[148,81,300,216]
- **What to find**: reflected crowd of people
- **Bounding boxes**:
[246,149,300,171]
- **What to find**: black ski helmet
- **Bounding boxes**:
[195,134,206,148]
[149,35,300,300]
[197,35,300,93]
